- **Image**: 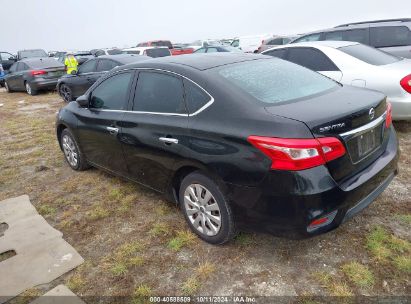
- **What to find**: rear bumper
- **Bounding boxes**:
[389,96,411,120]
[226,126,399,238]
[30,78,59,91]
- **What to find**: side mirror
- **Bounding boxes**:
[71,70,78,75]
[76,94,89,107]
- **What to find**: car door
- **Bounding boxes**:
[71,59,98,97]
[11,63,28,90]
[120,70,188,192]
[75,71,135,175]
[5,63,18,88]
[0,52,16,71]
[287,47,343,82]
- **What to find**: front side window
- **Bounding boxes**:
[207,48,218,53]
[0,53,12,61]
[183,79,211,114]
[218,59,337,104]
[96,60,118,72]
[79,60,97,74]
[133,72,186,114]
[287,48,339,71]
[324,31,344,41]
[90,72,133,110]
[370,26,411,47]
[293,33,321,43]
[338,44,400,65]
[231,40,240,47]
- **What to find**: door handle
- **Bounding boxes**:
[159,137,178,145]
[106,126,119,135]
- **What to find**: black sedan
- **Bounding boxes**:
[57,54,149,102]
[5,58,65,95]
[56,54,398,244]
[194,45,243,53]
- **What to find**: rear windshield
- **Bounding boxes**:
[145,48,170,58]
[27,58,64,69]
[151,41,173,48]
[107,49,123,55]
[218,59,337,104]
[338,44,401,65]
[19,49,47,59]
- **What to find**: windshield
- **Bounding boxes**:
[338,44,401,66]
[145,48,170,58]
[218,59,337,104]
[19,49,48,59]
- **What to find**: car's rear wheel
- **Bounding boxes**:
[179,171,236,244]
[60,129,89,171]
[25,82,37,96]
[59,84,73,102]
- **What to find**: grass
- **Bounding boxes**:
[87,206,110,220]
[234,232,255,246]
[393,256,411,273]
[149,222,170,237]
[168,230,196,251]
[196,262,216,279]
[313,271,353,296]
[134,284,152,297]
[104,241,145,277]
[395,214,411,225]
[110,262,128,277]
[341,262,375,288]
[181,277,200,295]
[67,273,86,291]
[36,204,56,216]
[366,226,392,261]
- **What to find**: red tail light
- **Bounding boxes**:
[31,70,46,76]
[400,74,411,93]
[386,102,392,128]
[247,136,346,171]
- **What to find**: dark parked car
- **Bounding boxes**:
[291,18,411,58]
[194,46,243,53]
[56,54,398,244]
[57,52,94,66]
[57,54,149,102]
[17,49,48,60]
[5,57,65,95]
[0,52,17,71]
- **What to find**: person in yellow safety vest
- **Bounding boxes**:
[64,53,78,75]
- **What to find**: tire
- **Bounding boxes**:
[4,81,12,93]
[60,129,90,171]
[179,171,236,244]
[59,84,73,102]
[25,82,38,96]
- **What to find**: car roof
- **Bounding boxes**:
[98,54,150,63]
[281,40,359,49]
[119,53,269,71]
[19,57,54,63]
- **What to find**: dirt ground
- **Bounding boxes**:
[0,88,410,302]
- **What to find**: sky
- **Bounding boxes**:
[3,0,411,53]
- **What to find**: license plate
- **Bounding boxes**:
[48,71,63,77]
[358,129,377,157]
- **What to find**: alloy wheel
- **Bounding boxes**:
[60,85,72,102]
[25,83,32,95]
[62,134,78,167]
[183,184,221,236]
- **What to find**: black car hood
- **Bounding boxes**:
[264,85,387,136]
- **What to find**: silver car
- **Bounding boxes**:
[262,41,411,120]
[290,18,411,58]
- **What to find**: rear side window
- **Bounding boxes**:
[287,48,339,71]
[344,29,368,44]
[79,60,97,73]
[183,79,211,114]
[107,49,123,55]
[263,49,287,59]
[268,38,283,45]
[218,59,337,104]
[96,60,118,72]
[370,26,411,47]
[144,48,170,58]
[339,44,400,65]
[90,72,133,110]
[133,72,186,114]
[207,48,219,53]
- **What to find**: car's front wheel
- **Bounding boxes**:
[25,82,38,96]
[4,81,12,93]
[59,84,73,102]
[179,171,236,244]
[60,128,89,171]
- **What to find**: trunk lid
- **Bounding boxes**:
[42,67,65,79]
[265,85,389,183]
